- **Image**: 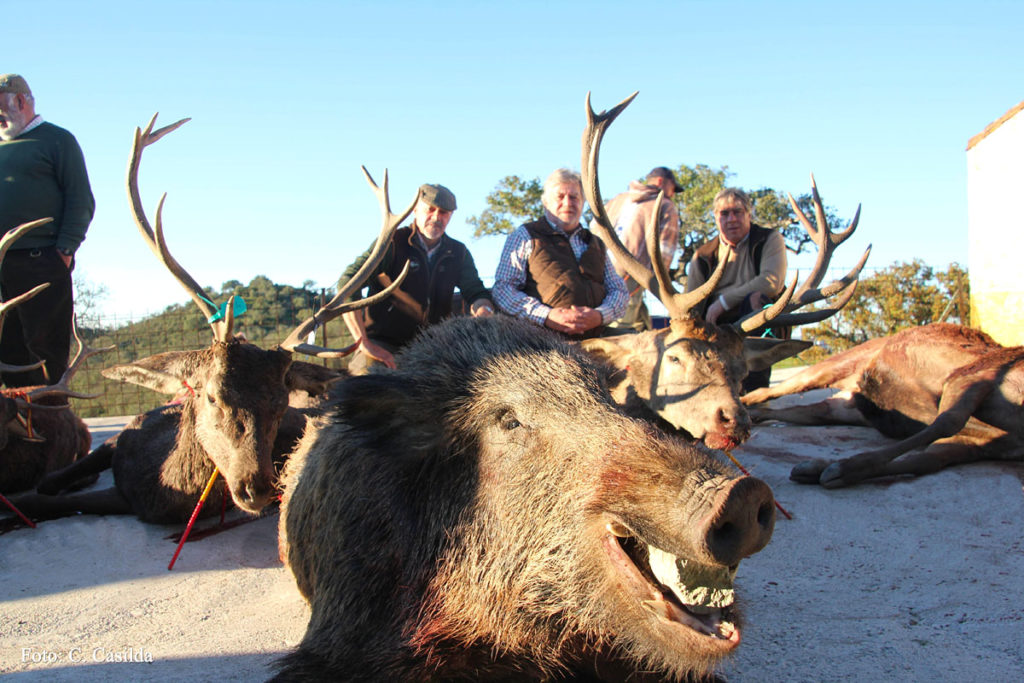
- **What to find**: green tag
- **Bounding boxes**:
[206,296,247,323]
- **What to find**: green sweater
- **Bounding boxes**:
[0,121,95,253]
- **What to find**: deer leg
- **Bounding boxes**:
[5,486,133,521]
[743,339,885,406]
[749,391,869,426]
[875,437,1020,479]
[36,442,115,495]
[816,376,997,488]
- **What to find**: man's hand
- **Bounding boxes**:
[470,301,494,318]
[57,250,72,269]
[545,306,603,335]
[705,298,726,325]
[359,338,397,370]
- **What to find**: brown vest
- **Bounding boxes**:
[522,219,607,310]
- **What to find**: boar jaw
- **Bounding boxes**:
[602,525,742,653]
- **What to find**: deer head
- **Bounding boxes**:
[580,93,869,449]
[118,114,413,513]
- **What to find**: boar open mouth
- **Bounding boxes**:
[602,520,741,651]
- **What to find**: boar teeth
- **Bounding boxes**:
[605,521,631,538]
[647,546,736,611]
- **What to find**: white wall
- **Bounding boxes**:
[966,104,1024,346]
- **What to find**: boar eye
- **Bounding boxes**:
[498,410,521,431]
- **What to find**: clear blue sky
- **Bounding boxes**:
[9,0,1022,319]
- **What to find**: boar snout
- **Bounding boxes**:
[702,476,775,567]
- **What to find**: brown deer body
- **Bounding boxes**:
[743,323,1024,487]
[580,93,869,449]
[12,115,411,524]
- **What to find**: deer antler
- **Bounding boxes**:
[278,166,414,358]
[0,219,53,374]
[19,318,114,404]
[735,176,871,334]
[126,114,235,341]
[582,92,730,320]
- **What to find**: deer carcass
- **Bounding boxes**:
[743,322,1024,488]
[0,219,110,494]
[580,92,870,450]
[16,114,410,524]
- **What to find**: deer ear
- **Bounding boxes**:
[285,360,344,397]
[743,338,812,372]
[580,336,636,368]
[101,350,202,394]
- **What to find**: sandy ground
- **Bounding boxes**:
[2,374,1023,682]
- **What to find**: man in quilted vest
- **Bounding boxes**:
[492,168,627,339]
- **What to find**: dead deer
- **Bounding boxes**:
[742,323,1024,488]
[580,92,870,450]
[0,219,112,494]
[13,114,412,524]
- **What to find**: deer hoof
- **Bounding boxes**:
[790,459,829,484]
[818,462,851,489]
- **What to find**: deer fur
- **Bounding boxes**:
[743,323,1024,487]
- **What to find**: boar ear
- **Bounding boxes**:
[101,350,202,394]
[743,338,813,372]
[285,360,344,396]
[334,375,443,449]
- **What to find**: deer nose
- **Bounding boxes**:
[716,405,751,441]
[231,477,274,512]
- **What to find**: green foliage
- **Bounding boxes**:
[69,276,355,419]
[671,164,731,276]
[800,260,970,362]
[468,176,544,237]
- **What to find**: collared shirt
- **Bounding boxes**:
[414,231,442,263]
[493,217,628,326]
[14,115,44,138]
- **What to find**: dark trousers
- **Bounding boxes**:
[0,247,74,388]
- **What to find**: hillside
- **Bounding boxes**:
[70,276,353,418]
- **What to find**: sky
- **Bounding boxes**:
[7,0,1022,320]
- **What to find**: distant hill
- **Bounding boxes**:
[70,276,354,418]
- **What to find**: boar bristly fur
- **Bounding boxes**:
[276,316,775,682]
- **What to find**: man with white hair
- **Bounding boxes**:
[492,168,627,338]
[0,74,94,387]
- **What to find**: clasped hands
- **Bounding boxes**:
[545,305,602,335]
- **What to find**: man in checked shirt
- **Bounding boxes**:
[492,168,627,339]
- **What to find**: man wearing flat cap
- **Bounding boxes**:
[591,166,681,332]
[341,182,494,373]
[0,74,94,387]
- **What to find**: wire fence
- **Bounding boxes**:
[68,301,353,419]
[63,264,904,419]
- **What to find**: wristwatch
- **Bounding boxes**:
[58,247,73,257]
